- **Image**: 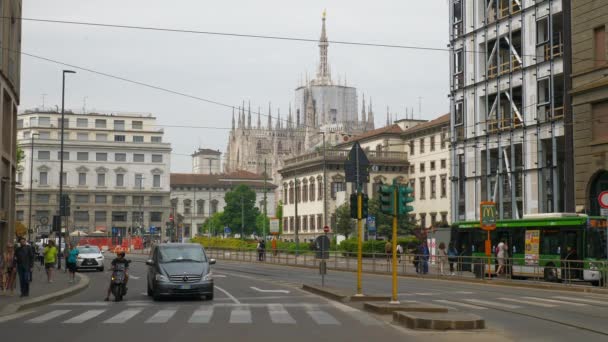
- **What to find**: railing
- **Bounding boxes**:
[205,247,608,289]
[488,55,521,79]
[487,117,523,133]
[283,149,408,165]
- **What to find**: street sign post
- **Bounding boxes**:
[480,201,497,276]
[599,191,608,209]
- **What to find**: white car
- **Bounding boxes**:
[75,245,105,271]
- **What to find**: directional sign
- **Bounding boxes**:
[269,219,280,234]
[367,216,376,233]
[480,201,497,231]
[224,226,231,234]
[599,191,608,209]
[344,142,370,184]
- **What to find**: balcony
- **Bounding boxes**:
[283,149,408,167]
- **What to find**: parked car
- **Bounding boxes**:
[75,245,105,271]
[146,243,215,300]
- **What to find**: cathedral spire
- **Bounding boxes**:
[368,97,374,129]
[267,102,272,129]
[361,93,367,124]
[316,9,331,85]
[386,106,390,126]
[238,106,242,128]
[306,92,315,127]
[247,101,252,129]
[257,106,261,129]
[232,107,235,131]
[276,109,281,130]
[288,103,293,129]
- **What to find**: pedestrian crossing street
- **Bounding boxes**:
[0,303,370,326]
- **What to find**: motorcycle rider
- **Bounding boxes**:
[104,250,129,301]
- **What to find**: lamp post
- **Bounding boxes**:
[317,131,328,227]
[57,69,76,270]
[28,133,40,242]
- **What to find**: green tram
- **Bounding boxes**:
[451,213,608,285]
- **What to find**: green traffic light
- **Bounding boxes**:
[398,185,415,215]
[379,185,395,215]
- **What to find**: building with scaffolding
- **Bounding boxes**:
[449,0,572,221]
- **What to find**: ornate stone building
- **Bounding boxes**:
[224,12,375,184]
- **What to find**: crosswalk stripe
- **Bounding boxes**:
[64,310,106,324]
[27,310,71,323]
[229,308,252,324]
[103,309,142,324]
[414,292,437,296]
[553,296,608,306]
[188,307,214,324]
[433,300,487,310]
[521,296,588,307]
[464,299,520,309]
[498,297,556,308]
[306,310,340,325]
[268,304,296,324]
[145,309,177,323]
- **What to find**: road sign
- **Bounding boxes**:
[150,226,156,234]
[601,208,608,216]
[323,225,330,233]
[344,142,370,184]
[224,226,231,234]
[599,191,608,209]
[315,235,330,259]
[269,219,280,234]
[367,216,376,233]
[480,201,497,231]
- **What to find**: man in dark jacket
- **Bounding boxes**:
[15,237,35,297]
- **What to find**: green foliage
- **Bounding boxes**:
[191,236,254,249]
[335,203,355,239]
[16,146,25,172]
[338,236,419,256]
[276,201,284,234]
[202,212,224,236]
[255,214,270,236]
[221,185,260,236]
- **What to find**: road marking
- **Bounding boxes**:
[145,309,177,323]
[129,275,140,280]
[216,285,240,304]
[454,291,475,295]
[433,300,487,310]
[52,302,109,306]
[27,310,71,323]
[464,299,521,309]
[553,296,608,306]
[213,274,227,278]
[268,304,296,324]
[250,286,290,294]
[0,310,35,323]
[63,310,106,324]
[229,307,252,324]
[306,310,340,325]
[103,309,142,324]
[188,307,214,323]
[498,297,557,308]
[413,292,437,296]
[521,296,588,307]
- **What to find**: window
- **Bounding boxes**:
[95,119,106,128]
[420,213,427,229]
[23,131,30,139]
[95,195,107,204]
[409,141,414,156]
[150,212,162,222]
[420,162,425,173]
[61,172,67,185]
[57,151,69,161]
[430,213,437,227]
[135,174,143,188]
[150,196,163,206]
[78,173,87,186]
[17,172,23,184]
[309,180,315,201]
[419,178,426,200]
[430,136,436,151]
[74,211,89,221]
[592,101,608,142]
[57,118,69,129]
[132,196,144,206]
[410,164,415,174]
[96,153,107,161]
[430,176,437,199]
[38,151,50,160]
[75,194,89,203]
[114,120,125,130]
[152,154,163,163]
[210,200,219,214]
[116,174,125,187]
[112,212,128,222]
[17,119,23,128]
[441,129,448,149]
[196,199,204,215]
[115,153,126,162]
[62,132,70,141]
[38,117,50,127]
[133,136,144,143]
[441,175,447,198]
[331,181,346,199]
[114,135,125,142]
[454,49,464,88]
[441,159,447,169]
[16,193,24,203]
[39,131,50,139]
[153,174,161,187]
[97,173,106,186]
[36,194,50,203]
[77,118,88,128]
[430,161,436,171]
[96,133,108,141]
[419,138,425,154]
[317,215,323,231]
[132,121,143,129]
[77,133,88,141]
[151,136,162,143]
[39,172,48,186]
[95,211,106,222]
[595,26,606,67]
[441,212,448,225]
[113,195,126,205]
[16,210,24,221]
[318,180,323,200]
[455,101,464,125]
[133,154,144,162]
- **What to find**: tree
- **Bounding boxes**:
[255,213,270,237]
[275,201,284,234]
[16,146,25,172]
[221,185,260,237]
[335,203,355,239]
[202,212,224,236]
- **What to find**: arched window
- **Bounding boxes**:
[210,199,219,215]
[302,180,308,202]
[309,178,315,201]
[257,140,262,152]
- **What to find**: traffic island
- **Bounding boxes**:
[364,302,448,314]
[302,284,390,302]
[393,311,485,330]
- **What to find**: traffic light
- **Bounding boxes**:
[379,185,395,215]
[361,193,369,219]
[398,185,415,216]
[350,193,358,219]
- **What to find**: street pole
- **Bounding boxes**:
[241,196,244,239]
[294,177,299,256]
[28,133,39,242]
[355,144,363,296]
[57,69,75,270]
[263,159,268,239]
[391,184,399,304]
[321,132,327,227]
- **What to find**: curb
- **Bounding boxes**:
[302,283,392,303]
[0,272,90,317]
[392,311,485,330]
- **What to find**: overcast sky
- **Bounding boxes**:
[21,0,449,172]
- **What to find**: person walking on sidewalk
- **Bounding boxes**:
[385,240,392,262]
[396,243,403,263]
[2,243,16,294]
[437,242,448,275]
[43,240,58,283]
[447,242,458,276]
[15,237,35,297]
[66,245,79,283]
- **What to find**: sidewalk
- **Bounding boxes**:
[0,264,82,312]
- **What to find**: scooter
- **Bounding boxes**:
[110,262,128,302]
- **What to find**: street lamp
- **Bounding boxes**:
[28,133,40,242]
[57,69,76,270]
[316,131,328,227]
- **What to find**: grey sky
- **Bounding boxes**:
[21,0,449,172]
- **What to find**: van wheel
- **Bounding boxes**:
[544,265,558,282]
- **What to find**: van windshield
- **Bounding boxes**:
[159,246,206,263]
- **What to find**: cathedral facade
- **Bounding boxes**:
[224,12,375,183]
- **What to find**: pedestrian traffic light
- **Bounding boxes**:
[398,185,415,216]
[379,185,395,215]
[350,193,358,219]
[361,193,369,219]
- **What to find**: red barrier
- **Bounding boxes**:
[76,237,144,251]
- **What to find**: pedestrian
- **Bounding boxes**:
[15,237,34,297]
[271,237,278,257]
[496,239,506,276]
[437,242,448,275]
[260,239,266,261]
[396,243,403,263]
[257,240,263,261]
[421,242,430,274]
[38,243,46,266]
[447,242,458,276]
[43,240,58,283]
[385,240,392,262]
[67,245,79,283]
[3,243,16,294]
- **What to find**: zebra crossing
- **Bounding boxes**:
[4,303,346,326]
[407,294,605,311]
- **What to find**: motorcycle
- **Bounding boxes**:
[110,261,129,302]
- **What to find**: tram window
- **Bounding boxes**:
[511,228,525,254]
[540,229,560,255]
[563,231,581,256]
[472,230,487,253]
[586,229,607,259]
